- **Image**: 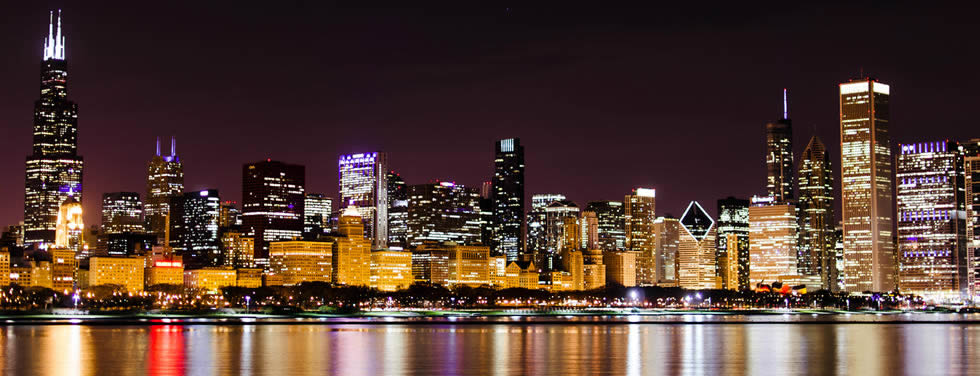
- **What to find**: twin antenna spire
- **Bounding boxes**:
[43,10,65,61]
[155,137,177,157]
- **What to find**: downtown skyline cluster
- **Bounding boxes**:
[1,11,979,303]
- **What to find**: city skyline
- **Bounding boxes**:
[2,4,979,229]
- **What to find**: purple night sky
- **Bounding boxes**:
[1,2,978,228]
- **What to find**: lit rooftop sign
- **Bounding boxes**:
[635,188,656,198]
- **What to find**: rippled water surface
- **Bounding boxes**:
[2,318,978,375]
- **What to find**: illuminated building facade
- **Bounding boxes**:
[716,197,750,290]
[101,192,144,235]
[604,251,637,287]
[146,253,184,286]
[242,160,305,264]
[797,136,838,290]
[586,200,626,251]
[54,197,84,255]
[526,194,564,258]
[766,89,794,203]
[537,199,579,270]
[653,217,681,284]
[303,193,333,237]
[339,152,388,248]
[89,256,145,292]
[839,79,896,292]
[625,188,656,285]
[269,240,333,286]
[491,138,525,260]
[220,230,255,268]
[183,267,236,293]
[170,190,221,269]
[504,261,539,289]
[332,207,372,286]
[218,201,241,229]
[406,182,482,246]
[963,140,980,298]
[0,252,9,286]
[749,199,801,287]
[580,211,598,250]
[677,201,719,290]
[370,250,413,291]
[387,171,409,248]
[145,137,183,237]
[24,11,84,247]
[51,248,77,291]
[897,141,968,299]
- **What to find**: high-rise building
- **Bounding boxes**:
[962,139,980,299]
[303,193,333,237]
[145,137,184,237]
[269,240,333,286]
[536,200,580,270]
[716,197,750,290]
[625,188,656,285]
[897,141,968,300]
[580,211,599,250]
[797,136,837,290]
[387,171,409,248]
[339,152,388,248]
[749,198,801,287]
[766,89,794,203]
[218,201,241,229]
[839,79,896,292]
[24,12,84,247]
[586,201,626,251]
[242,160,305,264]
[101,192,144,235]
[220,229,254,268]
[677,201,719,290]
[491,138,525,260]
[406,182,482,246]
[332,206,372,286]
[370,249,413,291]
[653,217,681,284]
[527,194,564,257]
[170,190,221,269]
[604,251,637,287]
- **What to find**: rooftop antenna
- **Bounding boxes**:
[170,136,176,156]
[782,88,788,120]
[155,137,161,156]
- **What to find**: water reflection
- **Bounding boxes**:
[0,323,976,375]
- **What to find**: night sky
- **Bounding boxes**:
[1,2,978,229]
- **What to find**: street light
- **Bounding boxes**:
[245,295,251,314]
[72,293,80,310]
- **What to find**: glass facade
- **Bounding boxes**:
[765,93,794,203]
[897,141,967,300]
[170,189,222,269]
[101,192,144,235]
[338,152,388,248]
[491,138,525,260]
[797,136,837,290]
[242,160,305,264]
[24,12,84,247]
[962,140,980,299]
[406,182,482,247]
[387,171,408,248]
[303,193,333,237]
[625,189,656,285]
[716,197,750,290]
[677,201,718,289]
[586,201,626,251]
[145,137,183,236]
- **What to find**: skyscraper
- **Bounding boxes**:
[526,193,565,257]
[406,182,482,246]
[897,141,968,300]
[242,160,305,264]
[716,197,750,290]
[586,201,626,251]
[625,188,656,285]
[797,136,837,290]
[24,11,84,247]
[766,89,794,203]
[677,201,719,289]
[338,152,388,248]
[749,198,801,287]
[170,189,221,269]
[839,79,896,292]
[101,192,144,235]
[962,139,980,299]
[303,193,333,237]
[145,137,183,237]
[653,216,681,284]
[387,171,409,248]
[491,138,525,260]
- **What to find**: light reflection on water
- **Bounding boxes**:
[0,323,977,375]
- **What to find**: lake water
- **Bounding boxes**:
[1,317,978,375]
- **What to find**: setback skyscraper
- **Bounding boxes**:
[765,89,794,203]
[145,137,184,237]
[797,136,837,290]
[24,11,84,247]
[338,152,388,248]
[677,201,719,289]
[839,79,896,292]
[242,160,305,264]
[491,138,525,260]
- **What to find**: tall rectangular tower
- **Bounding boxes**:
[492,138,525,260]
[145,137,183,237]
[897,141,968,300]
[24,11,84,247]
[716,197,750,290]
[625,188,656,285]
[766,89,794,203]
[962,139,980,299]
[797,136,837,290]
[242,160,305,264]
[338,152,388,249]
[839,79,896,292]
